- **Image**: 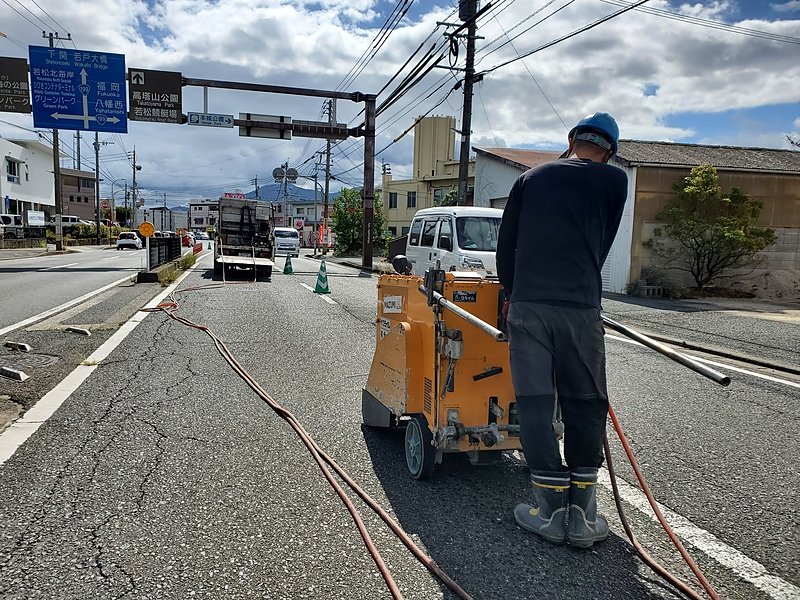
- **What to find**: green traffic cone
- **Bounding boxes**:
[283,255,294,275]
[314,260,330,294]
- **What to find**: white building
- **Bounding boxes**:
[1,136,56,217]
[188,200,219,232]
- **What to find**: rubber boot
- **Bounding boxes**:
[566,468,609,548]
[513,471,570,544]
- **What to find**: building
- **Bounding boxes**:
[472,147,561,209]
[1,136,56,217]
[188,200,219,232]
[381,116,475,237]
[472,141,800,298]
[59,167,97,221]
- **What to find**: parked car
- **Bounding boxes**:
[195,231,210,241]
[182,232,195,247]
[116,231,142,250]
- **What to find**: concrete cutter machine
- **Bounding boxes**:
[362,260,522,479]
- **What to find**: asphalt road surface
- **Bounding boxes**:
[0,252,797,599]
[0,247,147,332]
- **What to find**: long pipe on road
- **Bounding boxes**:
[602,316,731,386]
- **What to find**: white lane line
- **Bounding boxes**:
[102,255,122,261]
[596,469,800,600]
[0,265,196,466]
[300,282,337,304]
[508,449,798,599]
[0,275,133,337]
[39,262,78,271]
[607,334,800,390]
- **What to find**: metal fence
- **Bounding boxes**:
[147,237,182,269]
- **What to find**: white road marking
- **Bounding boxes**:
[607,334,800,390]
[595,468,800,600]
[300,282,337,304]
[39,262,78,270]
[0,266,196,466]
[509,449,798,599]
[102,255,122,260]
[0,275,134,337]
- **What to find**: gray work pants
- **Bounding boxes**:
[506,301,609,471]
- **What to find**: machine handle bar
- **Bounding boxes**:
[602,316,731,387]
[418,286,506,341]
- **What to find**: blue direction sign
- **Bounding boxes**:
[187,112,234,128]
[28,46,127,133]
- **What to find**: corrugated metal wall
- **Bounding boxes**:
[602,165,637,293]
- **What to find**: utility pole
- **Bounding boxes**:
[123,181,128,226]
[94,132,101,244]
[130,148,141,228]
[45,31,70,251]
[74,131,81,169]
[322,99,335,255]
[253,176,259,199]
[362,95,376,268]
[457,0,478,206]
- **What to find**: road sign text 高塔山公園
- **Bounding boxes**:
[128,68,183,124]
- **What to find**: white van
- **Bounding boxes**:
[272,227,301,257]
[405,206,503,276]
[0,214,23,239]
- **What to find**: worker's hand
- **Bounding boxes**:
[501,300,510,320]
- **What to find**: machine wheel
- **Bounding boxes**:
[405,415,435,480]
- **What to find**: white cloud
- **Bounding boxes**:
[771,1,800,13]
[0,0,798,202]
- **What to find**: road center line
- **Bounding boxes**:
[0,274,133,337]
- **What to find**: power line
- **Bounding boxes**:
[599,0,800,45]
[481,0,650,75]
[1,0,43,31]
[27,0,72,37]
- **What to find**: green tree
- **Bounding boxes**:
[644,164,777,288]
[330,188,386,255]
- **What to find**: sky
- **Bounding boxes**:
[0,0,798,209]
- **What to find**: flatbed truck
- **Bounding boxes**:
[213,196,275,280]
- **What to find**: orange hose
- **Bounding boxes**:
[607,403,720,600]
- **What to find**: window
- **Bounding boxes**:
[401,226,410,236]
[408,219,422,246]
[434,188,445,205]
[437,218,452,249]
[406,191,416,208]
[80,178,93,189]
[195,206,205,212]
[84,197,89,203]
[388,226,397,237]
[194,218,204,225]
[420,220,437,247]
[296,207,305,215]
[388,192,397,209]
[456,216,501,251]
[6,159,20,184]
[69,195,74,203]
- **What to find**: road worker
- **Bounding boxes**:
[496,112,628,547]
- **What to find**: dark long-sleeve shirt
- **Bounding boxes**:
[496,158,628,310]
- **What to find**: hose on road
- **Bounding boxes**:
[145,290,474,600]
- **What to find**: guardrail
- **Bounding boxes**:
[147,237,182,269]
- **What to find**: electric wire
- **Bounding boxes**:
[599,0,800,45]
[476,0,564,59]
[1,0,42,31]
[28,0,72,36]
[477,0,577,65]
[10,0,53,32]
[146,288,475,600]
[481,0,650,75]
[0,30,27,49]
